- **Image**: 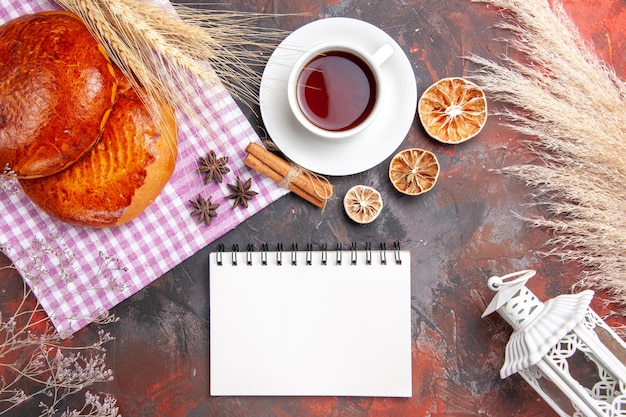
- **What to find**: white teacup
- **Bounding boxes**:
[287,41,394,140]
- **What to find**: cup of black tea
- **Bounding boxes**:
[287,41,394,140]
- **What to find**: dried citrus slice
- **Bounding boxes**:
[343,185,383,224]
[389,148,440,195]
[418,77,487,144]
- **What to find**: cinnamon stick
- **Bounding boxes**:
[244,142,333,208]
[245,154,322,207]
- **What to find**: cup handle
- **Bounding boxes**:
[372,43,394,66]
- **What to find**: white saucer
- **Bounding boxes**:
[259,18,417,176]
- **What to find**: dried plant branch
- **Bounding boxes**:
[0,245,120,416]
[468,0,626,309]
[54,0,286,140]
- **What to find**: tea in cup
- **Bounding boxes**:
[287,41,394,140]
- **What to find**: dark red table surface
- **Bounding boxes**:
[1,0,625,416]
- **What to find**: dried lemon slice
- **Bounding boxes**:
[389,148,440,195]
[418,77,487,144]
[343,185,383,224]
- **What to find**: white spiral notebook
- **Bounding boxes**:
[209,242,412,397]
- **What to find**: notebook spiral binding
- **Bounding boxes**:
[215,241,403,267]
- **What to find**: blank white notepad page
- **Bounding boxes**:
[209,247,412,397]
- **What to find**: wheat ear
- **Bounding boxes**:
[468,0,626,309]
[54,0,285,144]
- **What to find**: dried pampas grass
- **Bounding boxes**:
[55,0,284,137]
[468,0,626,310]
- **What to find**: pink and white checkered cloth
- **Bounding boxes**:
[0,0,288,337]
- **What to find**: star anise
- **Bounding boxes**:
[189,194,220,225]
[226,177,258,209]
[198,150,230,184]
